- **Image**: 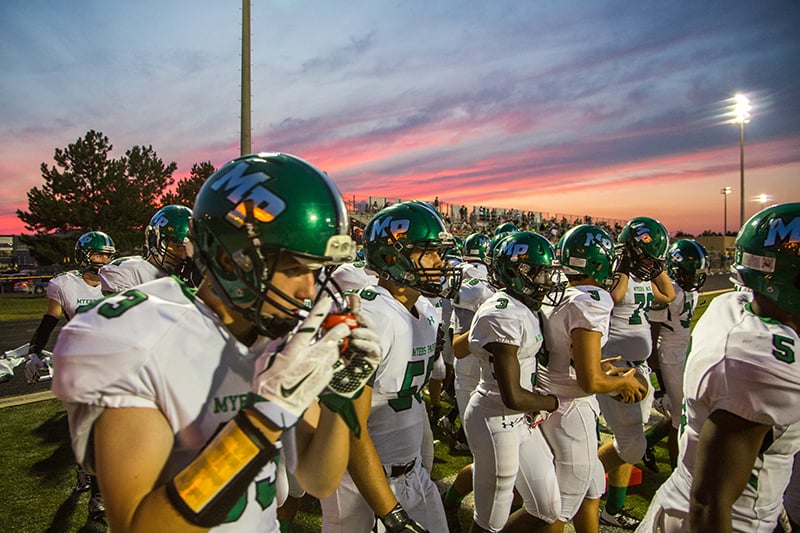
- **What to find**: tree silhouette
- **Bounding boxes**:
[16,130,178,265]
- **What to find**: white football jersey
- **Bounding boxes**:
[461,261,488,280]
[330,261,379,293]
[99,255,161,294]
[649,280,698,352]
[538,284,614,398]
[469,291,542,402]
[453,276,494,334]
[46,270,104,319]
[654,291,800,531]
[357,285,440,465]
[52,276,281,531]
[603,277,654,362]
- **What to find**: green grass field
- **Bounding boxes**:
[0,288,730,532]
[0,294,50,321]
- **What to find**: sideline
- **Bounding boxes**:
[0,389,55,409]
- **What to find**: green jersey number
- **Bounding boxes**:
[76,289,148,318]
[679,293,695,329]
[628,292,654,325]
[389,357,436,412]
[772,334,796,364]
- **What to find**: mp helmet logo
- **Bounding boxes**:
[151,212,170,229]
[209,162,287,228]
[631,222,653,244]
[369,216,411,241]
[583,232,613,249]
[763,216,800,247]
[501,241,529,263]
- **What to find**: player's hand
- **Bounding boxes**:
[608,367,649,403]
[325,293,380,399]
[600,356,622,375]
[24,353,50,383]
[251,295,351,429]
[615,245,632,275]
[381,503,428,533]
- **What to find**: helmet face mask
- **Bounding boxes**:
[558,224,615,288]
[364,201,462,299]
[617,217,670,281]
[731,202,800,315]
[75,231,116,273]
[493,231,564,310]
[191,153,354,338]
[667,239,709,292]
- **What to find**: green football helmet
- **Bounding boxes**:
[486,231,514,288]
[453,235,464,255]
[494,222,518,236]
[145,205,193,278]
[732,202,800,314]
[558,224,615,287]
[75,231,116,273]
[191,152,355,337]
[364,200,462,298]
[463,232,490,263]
[617,216,670,280]
[493,231,564,310]
[667,239,709,292]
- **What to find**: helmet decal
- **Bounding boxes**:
[763,216,800,248]
[500,241,529,262]
[368,216,411,241]
[631,222,654,244]
[209,161,287,227]
[583,231,614,249]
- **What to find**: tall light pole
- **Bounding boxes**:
[721,186,731,236]
[733,94,751,228]
[241,0,252,156]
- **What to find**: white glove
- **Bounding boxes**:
[325,294,381,399]
[251,296,352,430]
[24,353,51,383]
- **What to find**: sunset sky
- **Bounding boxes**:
[2,1,799,236]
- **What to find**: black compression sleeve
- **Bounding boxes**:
[29,314,59,354]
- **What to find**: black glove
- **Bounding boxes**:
[615,245,632,275]
[381,504,428,533]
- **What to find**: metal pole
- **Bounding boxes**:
[241,0,252,156]
[739,122,745,228]
[723,192,728,236]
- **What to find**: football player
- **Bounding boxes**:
[51,153,379,532]
[463,231,562,533]
[98,204,195,294]
[25,230,116,521]
[638,202,800,532]
[441,232,491,446]
[442,229,511,531]
[596,216,675,529]
[648,238,709,468]
[538,225,648,533]
[320,200,460,533]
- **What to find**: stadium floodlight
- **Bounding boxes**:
[758,193,770,210]
[721,186,732,236]
[732,93,751,228]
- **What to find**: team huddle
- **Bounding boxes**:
[20,151,800,532]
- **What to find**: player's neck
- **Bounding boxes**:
[82,271,101,286]
[751,293,799,334]
[197,282,259,345]
[379,278,420,313]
